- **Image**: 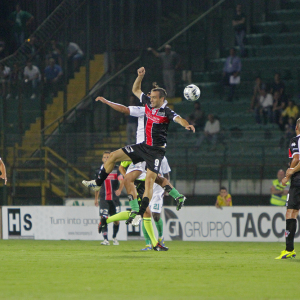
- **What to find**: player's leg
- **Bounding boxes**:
[123,170,142,213]
[155,175,186,210]
[150,184,165,246]
[276,187,299,259]
[109,201,120,246]
[82,148,131,190]
[141,206,156,250]
[99,199,110,245]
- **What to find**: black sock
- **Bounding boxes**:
[95,167,109,186]
[138,197,150,216]
[286,219,297,251]
[113,224,119,238]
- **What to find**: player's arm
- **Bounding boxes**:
[174,116,195,133]
[119,165,126,177]
[282,154,300,186]
[94,190,99,207]
[132,67,145,99]
[95,97,130,115]
[0,158,7,185]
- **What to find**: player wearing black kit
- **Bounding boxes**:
[94,151,123,246]
[82,67,195,251]
[276,118,300,259]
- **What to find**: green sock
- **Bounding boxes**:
[155,218,163,238]
[107,211,130,224]
[142,220,151,246]
[143,217,158,246]
[169,187,181,199]
[129,198,139,212]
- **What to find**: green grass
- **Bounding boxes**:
[0,240,300,299]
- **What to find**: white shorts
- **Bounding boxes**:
[126,162,146,181]
[149,183,164,213]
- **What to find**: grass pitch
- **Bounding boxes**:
[0,240,300,300]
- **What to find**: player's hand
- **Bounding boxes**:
[286,168,295,177]
[137,67,145,76]
[95,96,107,103]
[185,125,195,133]
[281,176,289,187]
[115,189,121,196]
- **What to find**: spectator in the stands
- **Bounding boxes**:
[67,42,84,72]
[222,48,241,102]
[255,84,273,124]
[147,44,181,98]
[273,91,287,125]
[187,102,205,131]
[44,58,63,97]
[250,76,263,111]
[195,114,220,151]
[7,63,22,100]
[0,63,11,98]
[215,186,232,208]
[270,73,285,97]
[24,60,41,99]
[8,3,34,49]
[50,40,63,66]
[232,4,246,57]
[280,99,299,130]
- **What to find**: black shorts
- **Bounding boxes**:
[99,198,120,217]
[286,186,300,210]
[122,143,166,174]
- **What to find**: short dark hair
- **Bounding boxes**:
[103,151,111,155]
[220,186,227,191]
[152,87,167,99]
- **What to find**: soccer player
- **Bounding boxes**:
[0,157,7,185]
[83,67,195,250]
[95,151,123,245]
[276,117,300,259]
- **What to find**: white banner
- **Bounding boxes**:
[1,206,127,241]
[160,206,297,242]
[2,206,298,242]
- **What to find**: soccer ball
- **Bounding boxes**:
[183,84,201,101]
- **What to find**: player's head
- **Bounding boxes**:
[219,187,228,197]
[150,87,167,108]
[277,169,285,181]
[295,118,300,134]
[102,151,111,163]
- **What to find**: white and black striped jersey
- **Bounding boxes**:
[139,93,179,147]
[289,134,300,187]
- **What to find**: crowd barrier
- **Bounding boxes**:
[1,206,295,242]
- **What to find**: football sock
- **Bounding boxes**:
[102,227,108,240]
[169,187,181,199]
[286,218,297,251]
[143,217,158,246]
[112,223,119,239]
[128,194,139,212]
[139,197,150,216]
[155,218,163,238]
[107,211,130,224]
[95,167,109,186]
[142,220,151,246]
